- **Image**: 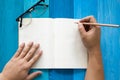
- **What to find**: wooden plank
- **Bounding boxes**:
[24,0,49,80]
[49,0,74,80]
[49,69,73,80]
[0,0,24,72]
[0,0,6,72]
[98,0,120,80]
[49,0,74,18]
[73,69,86,80]
[74,0,98,19]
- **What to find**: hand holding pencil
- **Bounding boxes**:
[77,16,101,51]
[75,16,120,28]
[78,16,104,80]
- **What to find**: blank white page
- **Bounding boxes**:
[19,18,87,69]
[19,18,54,68]
[54,19,87,68]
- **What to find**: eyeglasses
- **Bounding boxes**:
[16,0,48,28]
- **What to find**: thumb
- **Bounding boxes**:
[26,71,42,80]
[78,23,86,36]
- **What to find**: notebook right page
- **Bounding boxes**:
[54,18,87,68]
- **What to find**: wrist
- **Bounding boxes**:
[87,46,103,69]
[87,45,101,57]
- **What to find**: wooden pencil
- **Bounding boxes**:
[75,22,120,28]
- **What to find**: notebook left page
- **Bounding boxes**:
[19,18,54,68]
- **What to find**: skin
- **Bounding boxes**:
[0,16,104,80]
[78,16,104,80]
[0,42,42,80]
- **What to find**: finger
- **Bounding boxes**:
[19,42,33,58]
[95,26,101,33]
[80,16,97,23]
[24,44,40,61]
[78,23,86,36]
[28,50,42,67]
[13,43,25,58]
[26,71,42,80]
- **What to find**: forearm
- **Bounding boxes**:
[85,47,104,80]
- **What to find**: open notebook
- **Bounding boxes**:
[19,18,87,69]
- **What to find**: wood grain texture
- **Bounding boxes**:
[49,0,74,18]
[49,69,73,80]
[74,0,98,19]
[0,0,120,80]
[98,0,120,80]
[0,0,24,72]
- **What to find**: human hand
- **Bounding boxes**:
[78,16,104,80]
[0,42,42,80]
[78,16,101,52]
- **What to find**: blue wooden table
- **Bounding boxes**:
[0,0,120,80]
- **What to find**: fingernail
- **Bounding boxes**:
[37,71,42,75]
[78,23,82,29]
[29,41,33,44]
[21,43,25,46]
[36,43,40,47]
[41,50,43,54]
[39,50,43,54]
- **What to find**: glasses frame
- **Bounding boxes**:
[16,0,48,27]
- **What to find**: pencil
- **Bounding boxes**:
[75,22,120,28]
